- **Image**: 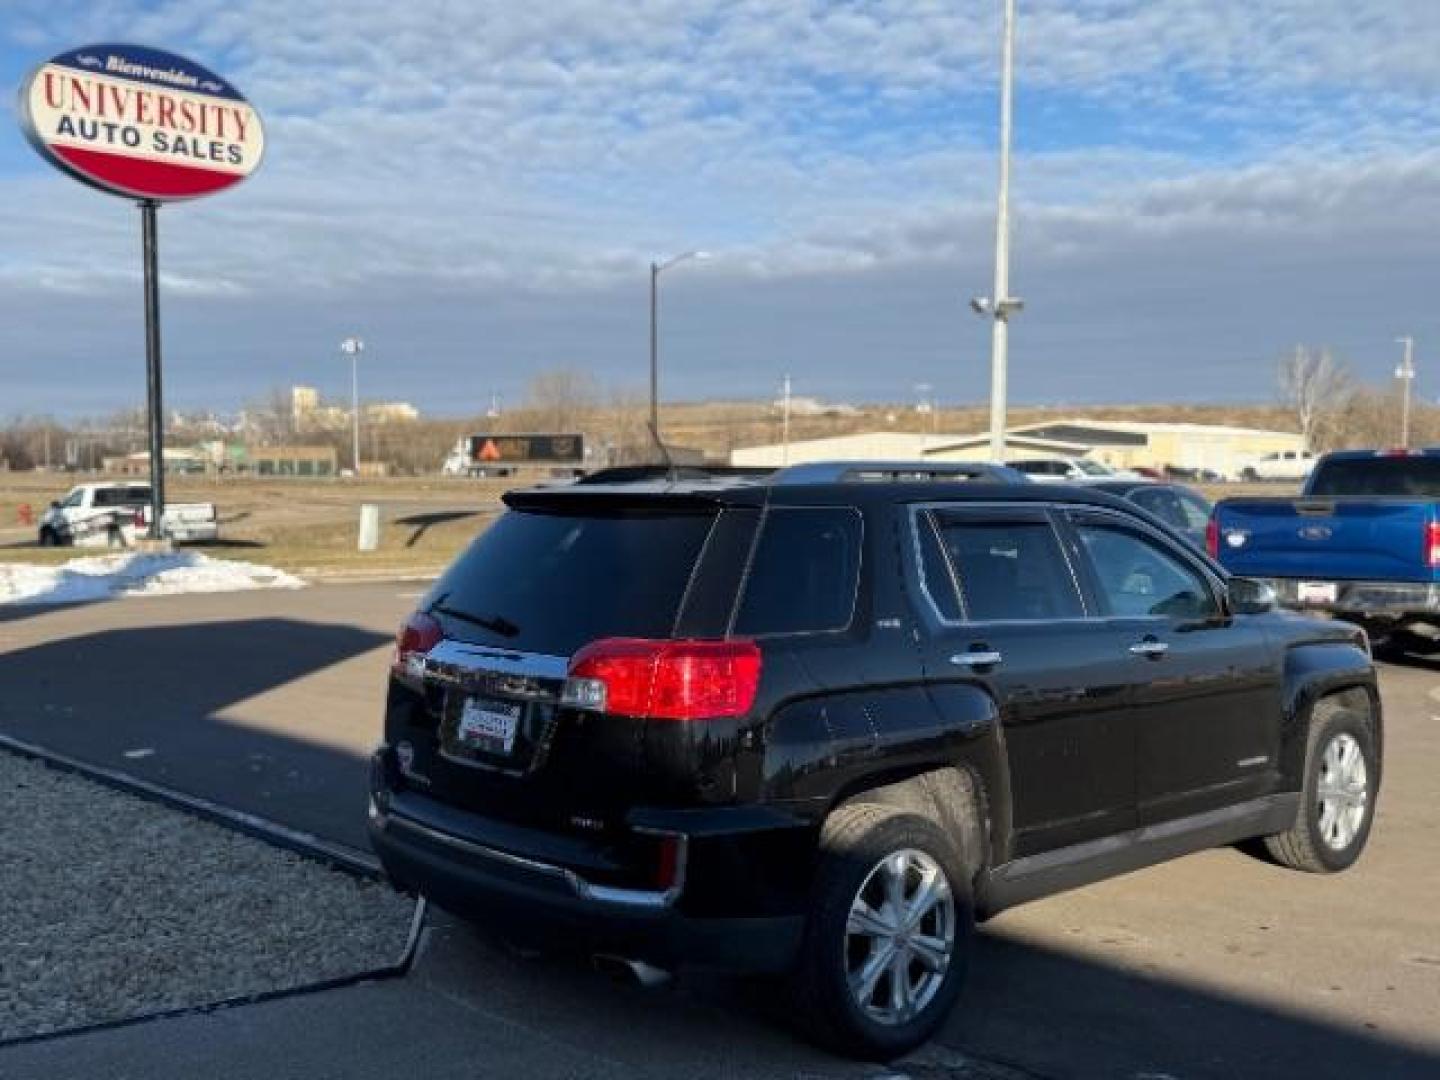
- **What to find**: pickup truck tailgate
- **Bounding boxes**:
[1215,498,1440,581]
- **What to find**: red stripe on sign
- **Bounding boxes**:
[51,144,242,199]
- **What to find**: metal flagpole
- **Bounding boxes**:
[140,200,167,541]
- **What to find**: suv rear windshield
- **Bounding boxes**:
[1307,456,1440,498]
[427,507,717,655]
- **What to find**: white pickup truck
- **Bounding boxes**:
[38,482,219,547]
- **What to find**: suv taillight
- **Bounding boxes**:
[393,611,443,678]
[563,638,762,720]
[1205,515,1220,558]
[1426,522,1440,568]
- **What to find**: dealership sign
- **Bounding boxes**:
[18,43,264,201]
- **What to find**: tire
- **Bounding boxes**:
[1263,698,1378,873]
[789,803,972,1061]
[37,527,57,547]
[1241,468,1259,482]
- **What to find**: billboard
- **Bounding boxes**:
[467,434,585,465]
[18,43,264,201]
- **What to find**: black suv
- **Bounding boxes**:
[368,463,1380,1059]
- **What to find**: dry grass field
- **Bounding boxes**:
[0,473,509,577]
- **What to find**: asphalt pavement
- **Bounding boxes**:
[1,583,1438,1078]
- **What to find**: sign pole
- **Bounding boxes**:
[140,199,166,541]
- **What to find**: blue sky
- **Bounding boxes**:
[2,1,1439,419]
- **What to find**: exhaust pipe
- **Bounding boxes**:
[592,954,673,988]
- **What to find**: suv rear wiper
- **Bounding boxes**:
[430,603,520,639]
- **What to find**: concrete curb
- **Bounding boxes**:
[0,732,381,877]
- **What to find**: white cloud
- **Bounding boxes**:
[1,1,1437,412]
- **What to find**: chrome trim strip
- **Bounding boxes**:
[422,640,568,683]
[377,808,686,910]
[950,650,1003,667]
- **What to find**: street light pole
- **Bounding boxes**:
[987,0,1019,464]
[781,373,792,465]
[649,262,659,437]
[648,250,708,441]
[1396,336,1416,449]
[341,336,364,473]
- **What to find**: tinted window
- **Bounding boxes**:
[1308,456,1440,497]
[1174,490,1212,530]
[429,508,717,654]
[1075,524,1217,619]
[94,487,148,508]
[1128,487,1185,528]
[914,512,962,621]
[733,508,861,636]
[937,520,1083,621]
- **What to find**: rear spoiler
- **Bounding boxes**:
[502,485,744,513]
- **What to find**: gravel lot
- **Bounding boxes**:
[0,752,414,1042]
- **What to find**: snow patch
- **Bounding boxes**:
[0,553,305,606]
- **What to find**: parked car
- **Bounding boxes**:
[1237,450,1316,483]
[1008,456,1139,480]
[37,482,219,547]
[1213,448,1440,653]
[369,462,1380,1059]
[1162,464,1226,483]
[1078,480,1213,551]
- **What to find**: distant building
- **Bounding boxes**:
[241,445,338,477]
[363,401,420,424]
[102,448,208,475]
[731,431,965,468]
[731,419,1305,478]
[291,386,320,426]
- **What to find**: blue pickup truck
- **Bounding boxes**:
[1212,449,1440,652]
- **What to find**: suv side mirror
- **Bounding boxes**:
[1228,577,1276,615]
[49,500,60,510]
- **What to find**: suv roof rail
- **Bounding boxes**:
[771,461,1029,485]
[578,464,774,486]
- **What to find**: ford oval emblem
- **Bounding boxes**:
[1298,525,1333,541]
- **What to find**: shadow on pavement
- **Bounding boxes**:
[393,509,489,548]
[0,600,100,625]
[946,924,1440,1078]
[0,619,389,848]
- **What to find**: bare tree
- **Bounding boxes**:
[1278,346,1352,450]
[523,368,599,433]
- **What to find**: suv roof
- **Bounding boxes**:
[508,460,1143,516]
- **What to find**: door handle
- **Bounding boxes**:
[950,650,1003,668]
[1129,638,1169,658]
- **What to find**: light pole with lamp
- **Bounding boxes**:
[1396,336,1417,449]
[971,0,1023,463]
[340,336,364,474]
[649,250,709,440]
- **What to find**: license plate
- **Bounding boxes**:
[454,697,520,756]
[1297,581,1338,604]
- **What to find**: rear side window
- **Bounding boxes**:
[936,520,1083,621]
[1308,456,1440,497]
[429,508,717,654]
[733,508,861,636]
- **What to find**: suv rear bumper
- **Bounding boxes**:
[367,752,806,974]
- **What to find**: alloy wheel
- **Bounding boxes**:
[843,848,955,1026]
[1317,732,1368,851]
